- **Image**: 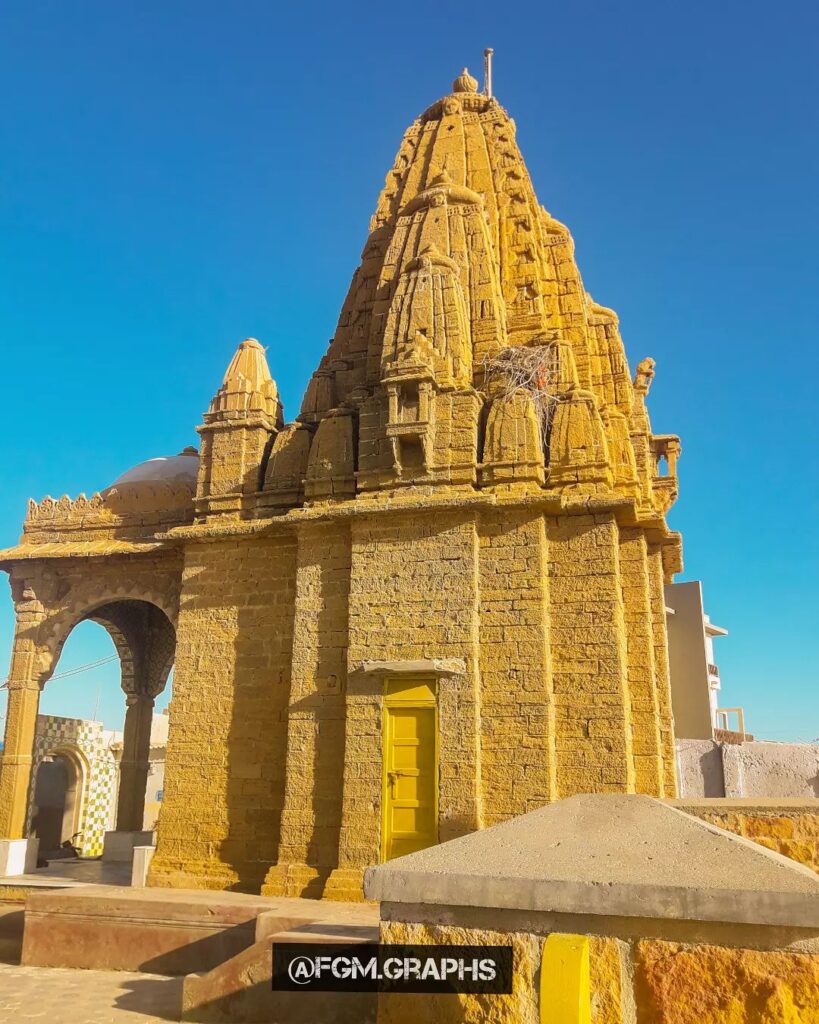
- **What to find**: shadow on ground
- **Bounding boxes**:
[114,974,184,1021]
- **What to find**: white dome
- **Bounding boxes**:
[109,451,199,488]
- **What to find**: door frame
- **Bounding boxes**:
[380,676,438,863]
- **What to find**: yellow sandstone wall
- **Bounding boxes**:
[679,803,819,874]
[149,535,297,891]
[263,521,350,897]
[150,503,680,892]
[647,544,677,794]
[619,529,664,796]
[547,513,635,798]
[376,920,540,1024]
[635,939,819,1023]
[377,921,819,1024]
[377,920,629,1024]
[478,508,554,825]
[346,508,481,849]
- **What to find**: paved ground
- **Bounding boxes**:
[11,857,131,888]
[0,963,183,1023]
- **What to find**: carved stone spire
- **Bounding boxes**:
[196,338,283,515]
[381,243,472,389]
[206,338,282,423]
[542,337,613,494]
[283,73,678,517]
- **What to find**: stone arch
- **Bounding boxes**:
[34,579,180,691]
[29,744,88,854]
[0,559,182,842]
[33,597,177,836]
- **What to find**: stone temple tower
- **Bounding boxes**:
[0,66,683,900]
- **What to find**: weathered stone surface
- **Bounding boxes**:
[589,936,624,1024]
[377,920,539,1024]
[677,800,819,874]
[635,939,819,1023]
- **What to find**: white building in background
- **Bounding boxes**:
[26,710,169,858]
[668,580,819,799]
[665,580,737,740]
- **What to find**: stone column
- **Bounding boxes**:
[261,522,350,898]
[0,627,44,839]
[647,543,679,797]
[547,511,636,797]
[619,528,664,796]
[116,693,155,832]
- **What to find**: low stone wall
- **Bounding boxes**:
[676,737,819,799]
[676,798,819,873]
[376,915,819,1024]
[366,794,819,1024]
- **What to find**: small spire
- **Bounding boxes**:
[222,338,271,389]
[452,67,478,94]
[484,48,494,98]
[207,337,282,423]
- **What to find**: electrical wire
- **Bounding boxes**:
[49,654,118,680]
[1,653,118,688]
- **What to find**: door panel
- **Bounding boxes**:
[383,704,437,861]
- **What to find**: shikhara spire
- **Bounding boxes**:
[271,66,679,515]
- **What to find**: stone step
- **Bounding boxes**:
[20,884,368,975]
[182,917,379,1023]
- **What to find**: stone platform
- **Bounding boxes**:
[4,857,131,892]
[18,884,379,1022]
[21,884,375,975]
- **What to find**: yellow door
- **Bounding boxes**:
[382,685,437,861]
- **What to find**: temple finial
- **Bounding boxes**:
[452,67,478,94]
[484,48,494,98]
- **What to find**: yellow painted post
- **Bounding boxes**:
[540,933,591,1024]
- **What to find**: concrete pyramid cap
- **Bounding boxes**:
[364,795,819,928]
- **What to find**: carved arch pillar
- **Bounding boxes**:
[0,560,180,842]
[116,693,155,831]
[0,582,50,839]
[88,601,175,833]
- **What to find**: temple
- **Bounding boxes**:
[0,66,683,899]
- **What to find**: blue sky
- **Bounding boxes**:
[0,1,817,739]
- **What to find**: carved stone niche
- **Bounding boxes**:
[650,433,681,513]
[258,422,314,510]
[386,378,435,478]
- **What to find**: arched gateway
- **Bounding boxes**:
[1,70,683,899]
[0,458,187,843]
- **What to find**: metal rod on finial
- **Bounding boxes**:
[484,48,494,98]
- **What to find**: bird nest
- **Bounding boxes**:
[481,344,561,445]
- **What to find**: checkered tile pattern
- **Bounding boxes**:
[28,715,121,857]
